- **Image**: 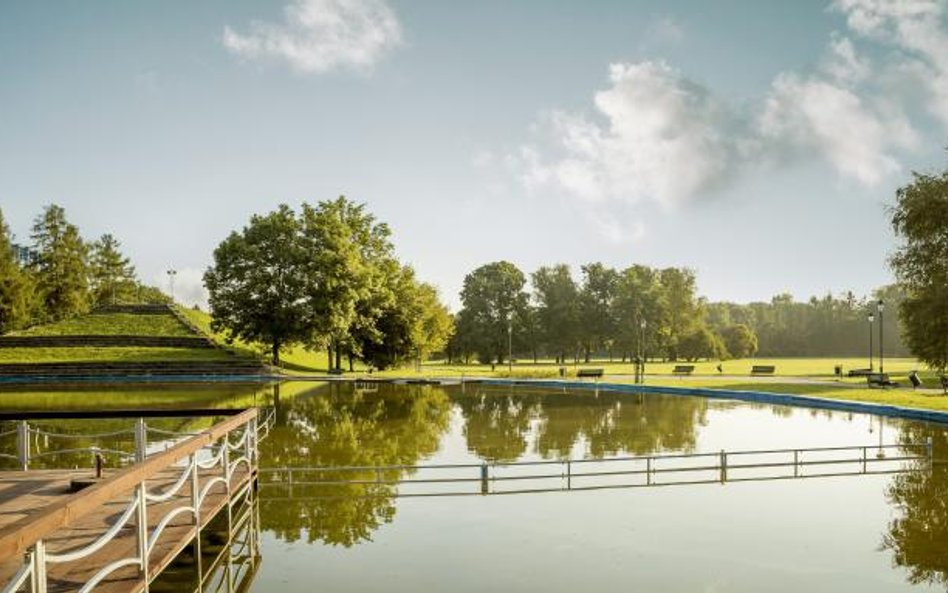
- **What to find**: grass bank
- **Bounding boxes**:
[10,313,193,337]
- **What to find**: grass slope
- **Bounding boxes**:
[0,347,236,364]
[11,313,193,337]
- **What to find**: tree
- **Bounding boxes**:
[532,264,580,363]
[204,204,311,365]
[89,234,137,306]
[659,267,703,360]
[613,265,666,361]
[721,324,758,359]
[300,197,396,371]
[0,208,34,333]
[456,261,528,364]
[678,326,725,361]
[30,204,89,321]
[578,263,619,362]
[890,166,948,371]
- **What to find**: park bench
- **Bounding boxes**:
[941,375,948,395]
[750,365,775,375]
[867,372,899,389]
[672,365,695,375]
[577,368,604,379]
[847,368,873,377]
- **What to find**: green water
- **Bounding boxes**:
[2,381,946,592]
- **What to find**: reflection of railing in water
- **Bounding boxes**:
[259,441,935,499]
[0,408,276,471]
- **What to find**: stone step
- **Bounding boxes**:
[0,336,215,349]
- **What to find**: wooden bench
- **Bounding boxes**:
[751,365,775,375]
[847,368,873,377]
[577,368,604,378]
[867,372,899,389]
[672,365,695,375]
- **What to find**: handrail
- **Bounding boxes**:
[0,408,257,559]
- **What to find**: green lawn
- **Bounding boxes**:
[10,313,194,337]
[179,308,334,371]
[0,347,237,364]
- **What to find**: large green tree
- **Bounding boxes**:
[578,263,619,362]
[204,204,311,365]
[0,208,34,333]
[89,234,137,306]
[30,205,89,321]
[457,261,528,364]
[300,197,396,370]
[890,166,948,371]
[532,264,580,363]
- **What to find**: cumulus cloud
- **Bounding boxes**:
[833,0,948,126]
[222,0,403,74]
[518,61,748,208]
[514,2,948,230]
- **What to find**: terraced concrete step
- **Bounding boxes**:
[92,304,173,315]
[0,335,215,348]
[0,361,269,377]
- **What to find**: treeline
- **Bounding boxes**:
[0,205,166,334]
[447,260,908,364]
[204,197,453,370]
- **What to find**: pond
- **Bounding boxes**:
[2,381,946,592]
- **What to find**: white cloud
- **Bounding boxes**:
[833,0,948,125]
[518,61,747,209]
[222,0,403,74]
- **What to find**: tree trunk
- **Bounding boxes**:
[327,345,333,371]
[348,353,354,372]
[271,339,280,366]
[335,347,342,371]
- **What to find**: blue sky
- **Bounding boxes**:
[1,0,946,309]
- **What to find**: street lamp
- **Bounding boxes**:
[867,311,875,371]
[639,318,647,384]
[166,269,177,303]
[877,300,885,374]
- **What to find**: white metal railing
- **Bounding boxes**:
[0,409,260,593]
[0,408,275,472]
[259,440,935,499]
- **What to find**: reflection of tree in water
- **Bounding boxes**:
[881,425,948,589]
[259,382,451,547]
[456,389,536,462]
[456,387,706,461]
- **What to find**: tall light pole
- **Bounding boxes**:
[639,317,647,384]
[867,310,875,371]
[877,299,885,374]
[166,269,177,303]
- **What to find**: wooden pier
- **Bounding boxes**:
[0,409,261,593]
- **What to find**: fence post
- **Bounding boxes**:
[719,450,727,484]
[793,450,799,478]
[17,421,29,471]
[646,457,652,486]
[480,463,489,495]
[566,460,571,491]
[136,483,150,592]
[30,540,47,593]
[862,446,867,474]
[135,419,147,463]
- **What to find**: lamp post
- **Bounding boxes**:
[877,300,885,374]
[867,311,875,371]
[639,318,647,384]
[166,269,177,303]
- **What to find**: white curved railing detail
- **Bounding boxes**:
[198,477,229,508]
[147,505,197,555]
[145,460,194,503]
[77,557,143,593]
[1,408,264,593]
[46,496,140,564]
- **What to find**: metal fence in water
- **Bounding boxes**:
[259,441,935,499]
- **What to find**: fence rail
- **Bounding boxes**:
[259,441,934,499]
[0,408,275,471]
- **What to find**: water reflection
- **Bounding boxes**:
[259,382,452,547]
[882,426,948,588]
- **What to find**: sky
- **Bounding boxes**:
[1,0,947,310]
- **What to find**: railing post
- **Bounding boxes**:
[480,463,489,495]
[30,540,47,593]
[136,483,149,592]
[793,450,799,478]
[566,460,571,490]
[17,421,29,471]
[719,450,727,484]
[135,419,147,463]
[862,446,868,474]
[646,457,652,486]
[189,453,203,592]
